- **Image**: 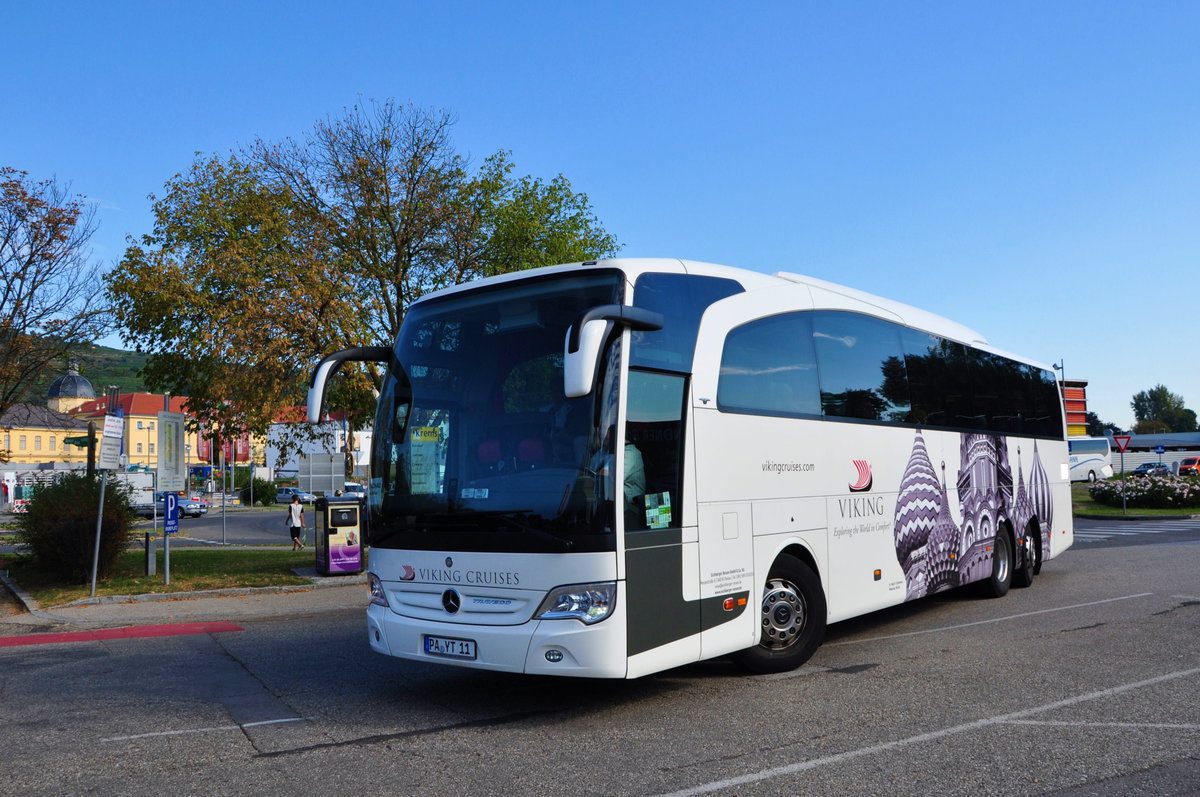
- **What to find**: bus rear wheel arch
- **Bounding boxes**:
[734,553,826,674]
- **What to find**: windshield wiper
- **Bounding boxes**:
[488,510,574,551]
[371,510,574,551]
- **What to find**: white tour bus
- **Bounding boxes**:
[308,259,1073,679]
[1067,436,1113,482]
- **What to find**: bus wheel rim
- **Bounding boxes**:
[761,578,806,650]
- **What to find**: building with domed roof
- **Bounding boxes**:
[0,402,90,465]
[46,361,96,414]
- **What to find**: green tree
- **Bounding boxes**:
[1,168,108,460]
[1131,384,1198,433]
[107,101,618,455]
[252,101,619,349]
[1085,411,1125,436]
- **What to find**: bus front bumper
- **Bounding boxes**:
[367,603,628,678]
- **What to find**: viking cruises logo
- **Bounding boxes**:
[849,459,873,492]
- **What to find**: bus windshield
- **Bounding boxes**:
[369,270,624,553]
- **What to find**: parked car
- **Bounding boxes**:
[1179,457,1200,477]
[276,487,317,504]
[340,482,367,502]
[135,492,208,518]
[1129,462,1171,478]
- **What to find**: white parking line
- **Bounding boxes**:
[1006,719,1200,730]
[656,666,1200,797]
[826,593,1154,647]
[101,717,304,742]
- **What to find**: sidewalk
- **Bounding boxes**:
[0,567,367,632]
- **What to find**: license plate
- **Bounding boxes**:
[423,634,477,660]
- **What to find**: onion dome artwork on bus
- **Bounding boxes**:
[1026,441,1054,557]
[1012,446,1035,551]
[894,430,940,600]
[925,461,962,593]
[895,429,1032,600]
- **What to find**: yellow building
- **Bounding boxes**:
[0,403,91,465]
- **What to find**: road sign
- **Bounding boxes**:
[1155,445,1166,455]
[1113,435,1132,453]
[158,411,187,492]
[63,435,90,447]
[163,492,180,535]
[97,414,124,470]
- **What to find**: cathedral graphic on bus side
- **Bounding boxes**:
[894,429,1054,601]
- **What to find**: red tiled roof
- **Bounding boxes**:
[272,407,355,423]
[72,393,191,418]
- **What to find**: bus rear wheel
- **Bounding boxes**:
[977,529,1013,598]
[734,554,826,674]
[1013,522,1041,588]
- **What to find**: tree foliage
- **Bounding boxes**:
[1,168,108,460]
[1085,411,1125,437]
[1131,384,1197,434]
[107,101,619,454]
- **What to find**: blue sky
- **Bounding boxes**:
[6,2,1198,429]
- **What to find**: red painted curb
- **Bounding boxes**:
[0,621,243,649]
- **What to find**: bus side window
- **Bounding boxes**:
[625,370,687,531]
[717,313,821,418]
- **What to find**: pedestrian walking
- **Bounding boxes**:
[287,495,305,549]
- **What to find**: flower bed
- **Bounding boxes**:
[1089,475,1200,509]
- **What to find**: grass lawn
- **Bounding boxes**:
[1071,483,1200,518]
[0,547,317,608]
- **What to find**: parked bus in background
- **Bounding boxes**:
[308,259,1073,679]
[1068,436,1113,482]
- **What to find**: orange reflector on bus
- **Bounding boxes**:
[873,569,882,581]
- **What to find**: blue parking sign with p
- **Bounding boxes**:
[164,492,180,535]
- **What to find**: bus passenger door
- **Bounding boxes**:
[622,369,702,674]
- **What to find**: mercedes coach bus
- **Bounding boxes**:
[1067,436,1113,482]
[307,259,1073,679]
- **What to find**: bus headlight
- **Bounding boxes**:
[534,582,617,624]
[368,573,389,608]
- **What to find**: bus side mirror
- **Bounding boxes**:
[563,305,664,399]
[307,346,392,424]
[564,319,610,398]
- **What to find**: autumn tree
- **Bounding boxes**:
[1,168,108,461]
[1131,384,1197,434]
[106,101,619,452]
[252,100,619,350]
[106,155,361,450]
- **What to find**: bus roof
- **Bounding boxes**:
[415,258,1055,370]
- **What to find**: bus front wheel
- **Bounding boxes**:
[734,554,826,674]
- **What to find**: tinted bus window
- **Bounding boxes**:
[632,274,743,372]
[812,311,910,423]
[718,313,821,418]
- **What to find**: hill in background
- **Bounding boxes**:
[23,344,150,404]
